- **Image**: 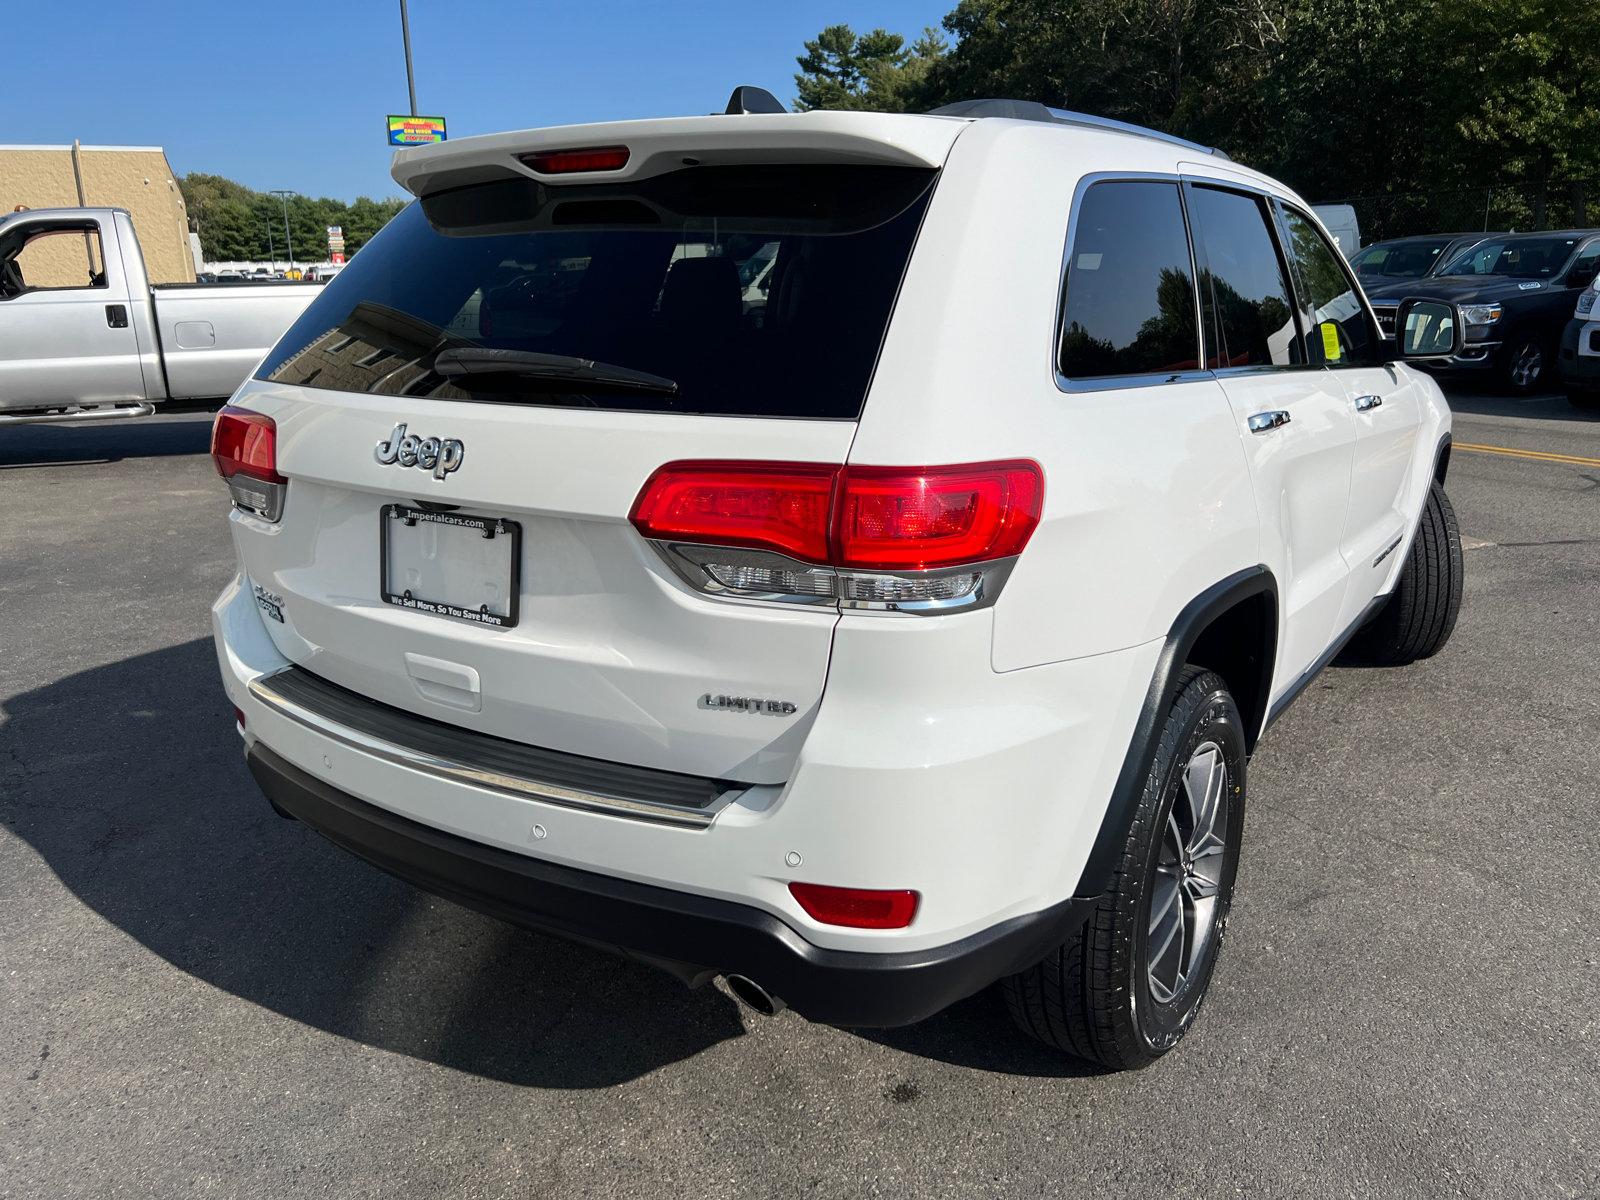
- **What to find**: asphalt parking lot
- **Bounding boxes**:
[2,386,1597,1199]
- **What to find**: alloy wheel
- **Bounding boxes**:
[1147,740,1229,1005]
[1510,340,1544,389]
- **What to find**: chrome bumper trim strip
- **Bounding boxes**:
[248,669,731,829]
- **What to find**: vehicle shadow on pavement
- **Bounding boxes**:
[0,638,748,1088]
[848,987,1111,1079]
[1437,381,1600,425]
[0,414,215,469]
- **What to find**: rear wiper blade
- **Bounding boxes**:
[433,348,679,396]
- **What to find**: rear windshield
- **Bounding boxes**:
[255,164,937,419]
[1349,238,1451,278]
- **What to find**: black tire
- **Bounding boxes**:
[1349,480,1463,665]
[1003,668,1246,1070]
[1568,388,1600,411]
[1497,327,1552,394]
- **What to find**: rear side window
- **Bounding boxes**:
[1186,186,1300,368]
[1058,181,1200,379]
[255,165,937,420]
[1278,207,1376,366]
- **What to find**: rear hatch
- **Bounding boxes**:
[233,123,949,784]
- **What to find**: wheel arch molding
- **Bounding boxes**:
[1071,566,1277,901]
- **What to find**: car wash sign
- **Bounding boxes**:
[327,226,345,264]
[388,115,447,145]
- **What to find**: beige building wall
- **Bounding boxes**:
[0,144,196,284]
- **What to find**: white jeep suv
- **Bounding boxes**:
[211,95,1465,1068]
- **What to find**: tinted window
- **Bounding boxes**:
[1439,237,1580,278]
[1349,238,1450,278]
[1058,181,1199,379]
[256,165,936,419]
[1279,207,1375,366]
[1187,186,1299,368]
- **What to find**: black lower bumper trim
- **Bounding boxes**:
[246,742,1094,1027]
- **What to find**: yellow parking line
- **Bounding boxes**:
[1455,442,1600,467]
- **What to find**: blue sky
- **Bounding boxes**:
[10,1,952,202]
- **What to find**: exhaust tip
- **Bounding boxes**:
[725,974,786,1016]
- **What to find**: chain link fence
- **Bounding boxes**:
[1315,181,1597,247]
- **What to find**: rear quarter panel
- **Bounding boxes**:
[853,122,1259,671]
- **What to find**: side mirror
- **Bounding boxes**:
[1394,297,1462,359]
[1568,263,1597,288]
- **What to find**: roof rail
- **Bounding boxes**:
[926,98,1230,161]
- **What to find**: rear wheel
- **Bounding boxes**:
[1498,327,1551,394]
[1350,480,1463,665]
[1003,668,1246,1069]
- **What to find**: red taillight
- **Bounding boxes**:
[211,406,285,484]
[837,461,1042,570]
[789,883,919,929]
[628,460,1042,568]
[629,461,837,563]
[518,145,630,174]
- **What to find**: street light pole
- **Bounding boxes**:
[399,0,418,117]
[270,190,296,272]
[264,218,276,272]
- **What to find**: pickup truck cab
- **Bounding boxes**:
[212,94,1466,1068]
[0,207,321,425]
[1366,229,1600,394]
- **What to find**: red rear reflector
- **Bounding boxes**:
[233,705,246,731]
[211,406,285,484]
[837,461,1042,570]
[518,145,631,174]
[789,883,919,929]
[629,461,836,563]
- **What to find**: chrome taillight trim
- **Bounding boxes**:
[648,541,1019,616]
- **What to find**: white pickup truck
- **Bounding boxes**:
[0,206,321,425]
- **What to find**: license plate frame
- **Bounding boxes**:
[379,504,522,629]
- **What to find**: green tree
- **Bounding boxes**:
[794,24,948,112]
[179,173,409,263]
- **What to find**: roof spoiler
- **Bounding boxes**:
[927,98,1230,161]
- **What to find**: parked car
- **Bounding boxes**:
[1348,232,1500,292]
[211,93,1465,1069]
[303,263,345,283]
[0,208,321,424]
[1364,230,1600,394]
[1557,275,1600,409]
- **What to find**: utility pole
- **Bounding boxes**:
[399,0,418,116]
[265,218,277,271]
[270,190,296,272]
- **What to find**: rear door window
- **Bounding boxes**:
[1057,180,1200,380]
[1185,185,1301,368]
[255,165,937,420]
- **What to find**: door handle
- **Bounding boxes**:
[1353,394,1383,411]
[105,304,128,328]
[1247,410,1291,433]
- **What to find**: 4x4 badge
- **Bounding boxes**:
[375,423,464,481]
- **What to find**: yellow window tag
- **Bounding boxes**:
[1320,321,1343,361]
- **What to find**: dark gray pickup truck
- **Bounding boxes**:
[1362,230,1600,394]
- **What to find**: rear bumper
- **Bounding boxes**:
[248,741,1094,1026]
